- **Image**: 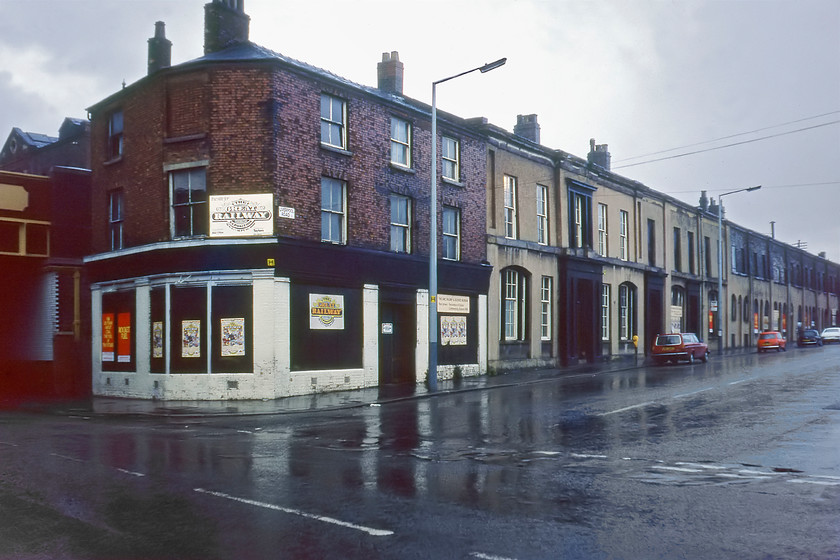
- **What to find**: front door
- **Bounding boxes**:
[379,301,415,385]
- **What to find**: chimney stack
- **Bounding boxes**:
[513,114,540,144]
[147,21,172,75]
[699,190,709,212]
[587,138,611,171]
[377,51,404,95]
[204,0,250,55]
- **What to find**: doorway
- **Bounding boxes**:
[379,300,416,385]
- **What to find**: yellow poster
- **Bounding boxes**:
[221,317,245,357]
[182,320,201,358]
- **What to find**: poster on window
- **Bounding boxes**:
[670,305,683,333]
[102,313,115,362]
[117,312,132,363]
[309,294,344,330]
[753,312,759,334]
[182,320,201,358]
[440,316,467,346]
[152,321,164,359]
[220,317,245,357]
[209,194,274,237]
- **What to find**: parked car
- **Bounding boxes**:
[757,331,786,352]
[797,329,823,347]
[820,327,840,344]
[652,333,709,364]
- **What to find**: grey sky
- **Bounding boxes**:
[2,0,838,258]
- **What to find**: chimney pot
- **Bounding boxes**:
[513,114,540,144]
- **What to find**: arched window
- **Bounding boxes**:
[619,283,637,341]
[731,295,737,322]
[501,267,528,341]
[671,286,685,332]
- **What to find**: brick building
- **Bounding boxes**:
[85,0,489,400]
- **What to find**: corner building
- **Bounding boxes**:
[86,1,489,400]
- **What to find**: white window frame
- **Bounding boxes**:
[169,166,207,238]
[441,136,460,182]
[503,175,517,239]
[537,184,548,245]
[390,194,411,253]
[601,284,611,341]
[107,109,124,160]
[109,189,124,250]
[619,283,634,341]
[320,93,347,150]
[442,206,460,261]
[597,203,608,257]
[390,117,412,168]
[540,276,552,340]
[503,269,525,341]
[619,210,629,261]
[321,177,346,244]
[573,192,584,248]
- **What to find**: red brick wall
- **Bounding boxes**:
[90,60,487,264]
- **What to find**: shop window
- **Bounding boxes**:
[101,290,135,372]
[170,286,207,373]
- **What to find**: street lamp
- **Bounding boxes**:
[717,185,761,355]
[429,57,506,392]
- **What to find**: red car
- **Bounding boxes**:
[652,333,709,365]
[757,331,786,352]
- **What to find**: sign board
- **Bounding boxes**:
[310,294,344,330]
[710,300,718,312]
[437,294,470,314]
[278,206,295,219]
[209,194,274,237]
[381,323,393,335]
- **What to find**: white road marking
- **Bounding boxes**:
[470,552,519,560]
[117,468,145,477]
[789,479,840,486]
[50,453,85,463]
[194,488,394,536]
[674,387,714,399]
[571,453,608,459]
[598,401,656,416]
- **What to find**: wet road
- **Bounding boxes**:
[2,347,840,559]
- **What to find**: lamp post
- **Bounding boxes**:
[428,57,506,392]
[717,185,761,355]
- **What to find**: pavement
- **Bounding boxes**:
[12,350,748,419]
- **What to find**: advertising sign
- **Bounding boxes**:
[117,312,131,363]
[221,318,245,357]
[182,320,201,358]
[209,194,274,237]
[152,321,164,359]
[670,305,683,333]
[102,313,115,362]
[309,294,344,330]
[437,294,470,314]
[441,316,467,346]
[753,312,759,333]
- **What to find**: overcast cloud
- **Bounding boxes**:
[1,0,838,258]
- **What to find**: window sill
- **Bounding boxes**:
[320,143,352,156]
[442,177,464,188]
[164,133,207,144]
[390,163,415,174]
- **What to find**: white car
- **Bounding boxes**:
[820,327,840,344]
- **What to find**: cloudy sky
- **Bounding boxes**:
[2,0,838,259]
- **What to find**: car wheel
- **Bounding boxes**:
[702,351,709,363]
[688,352,695,364]
[776,347,782,352]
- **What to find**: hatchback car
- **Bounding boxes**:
[757,331,786,352]
[652,333,709,364]
[797,329,823,347]
[820,327,840,344]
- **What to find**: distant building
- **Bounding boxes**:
[0,118,90,175]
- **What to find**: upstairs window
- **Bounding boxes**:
[107,110,124,160]
[597,203,608,257]
[442,206,460,261]
[390,118,412,168]
[321,177,346,244]
[171,167,207,238]
[108,189,124,250]
[536,184,548,245]
[619,210,629,261]
[389,194,411,253]
[673,227,682,272]
[503,175,517,239]
[441,136,460,181]
[568,181,595,249]
[320,94,347,149]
